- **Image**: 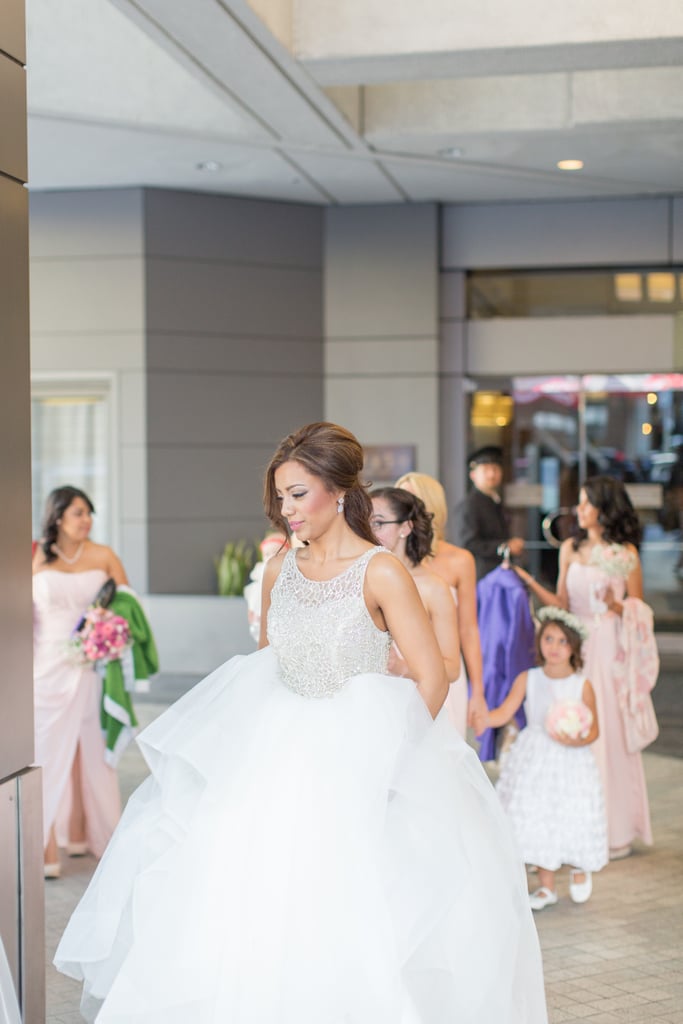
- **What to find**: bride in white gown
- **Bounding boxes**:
[55,421,547,1023]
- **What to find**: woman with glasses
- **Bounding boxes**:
[395,472,487,737]
[370,487,462,684]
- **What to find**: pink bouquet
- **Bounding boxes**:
[70,606,131,665]
[545,700,593,741]
[589,542,637,579]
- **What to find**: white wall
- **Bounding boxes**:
[29,189,149,591]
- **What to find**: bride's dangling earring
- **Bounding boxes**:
[337,495,345,514]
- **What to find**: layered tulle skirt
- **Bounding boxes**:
[496,727,608,873]
[55,647,547,1023]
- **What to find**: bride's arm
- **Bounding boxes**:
[366,554,449,718]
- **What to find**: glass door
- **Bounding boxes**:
[467,373,683,621]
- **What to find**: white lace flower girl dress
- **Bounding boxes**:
[55,547,547,1023]
[496,667,608,873]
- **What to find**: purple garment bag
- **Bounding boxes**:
[476,566,536,761]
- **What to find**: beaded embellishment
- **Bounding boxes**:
[267,547,392,698]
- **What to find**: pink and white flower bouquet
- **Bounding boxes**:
[545,700,593,741]
[69,606,131,666]
[589,542,637,579]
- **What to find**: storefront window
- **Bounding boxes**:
[467,268,683,318]
[467,374,683,619]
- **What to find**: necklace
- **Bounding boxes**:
[52,541,84,566]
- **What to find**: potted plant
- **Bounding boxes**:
[214,540,259,596]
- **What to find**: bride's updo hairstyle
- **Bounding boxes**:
[572,475,642,551]
[264,422,376,544]
[370,487,434,567]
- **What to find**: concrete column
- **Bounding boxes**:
[324,204,440,474]
[0,1,45,1019]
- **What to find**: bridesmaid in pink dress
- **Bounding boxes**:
[32,486,129,878]
[395,472,487,738]
[516,476,652,858]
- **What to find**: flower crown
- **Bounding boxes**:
[536,606,589,643]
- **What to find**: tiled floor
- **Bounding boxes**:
[45,677,683,1024]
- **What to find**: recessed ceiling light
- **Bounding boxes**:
[439,146,464,159]
[557,159,584,170]
[196,160,223,172]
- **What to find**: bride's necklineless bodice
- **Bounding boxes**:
[267,546,392,698]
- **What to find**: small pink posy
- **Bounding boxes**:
[545,699,593,741]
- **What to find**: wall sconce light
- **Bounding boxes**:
[614,274,642,302]
[646,273,675,302]
[471,391,514,427]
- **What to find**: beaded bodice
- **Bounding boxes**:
[267,546,392,698]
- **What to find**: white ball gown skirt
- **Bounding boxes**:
[55,647,547,1023]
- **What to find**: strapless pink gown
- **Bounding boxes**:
[33,569,121,856]
[566,562,652,849]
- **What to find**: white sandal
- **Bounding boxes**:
[569,869,593,903]
[529,887,558,910]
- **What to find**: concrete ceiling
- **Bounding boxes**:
[26,0,683,204]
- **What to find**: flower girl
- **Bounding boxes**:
[488,606,608,910]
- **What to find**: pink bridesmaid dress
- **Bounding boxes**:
[33,568,121,857]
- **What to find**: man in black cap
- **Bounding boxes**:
[453,446,525,580]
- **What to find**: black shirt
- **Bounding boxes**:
[453,488,509,581]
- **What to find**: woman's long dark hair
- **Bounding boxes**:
[573,475,642,551]
[41,486,95,563]
[263,422,376,544]
[370,487,434,566]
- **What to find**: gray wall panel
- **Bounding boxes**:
[0,56,26,181]
[326,204,438,338]
[0,0,26,64]
[147,333,323,374]
[145,191,324,593]
[147,371,323,447]
[148,519,271,595]
[148,446,274,521]
[442,198,671,269]
[324,203,440,473]
[28,189,148,590]
[29,189,144,258]
[145,190,323,267]
[146,259,322,337]
[30,257,145,334]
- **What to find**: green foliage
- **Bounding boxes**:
[214,540,258,596]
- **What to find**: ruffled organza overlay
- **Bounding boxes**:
[56,644,547,1023]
